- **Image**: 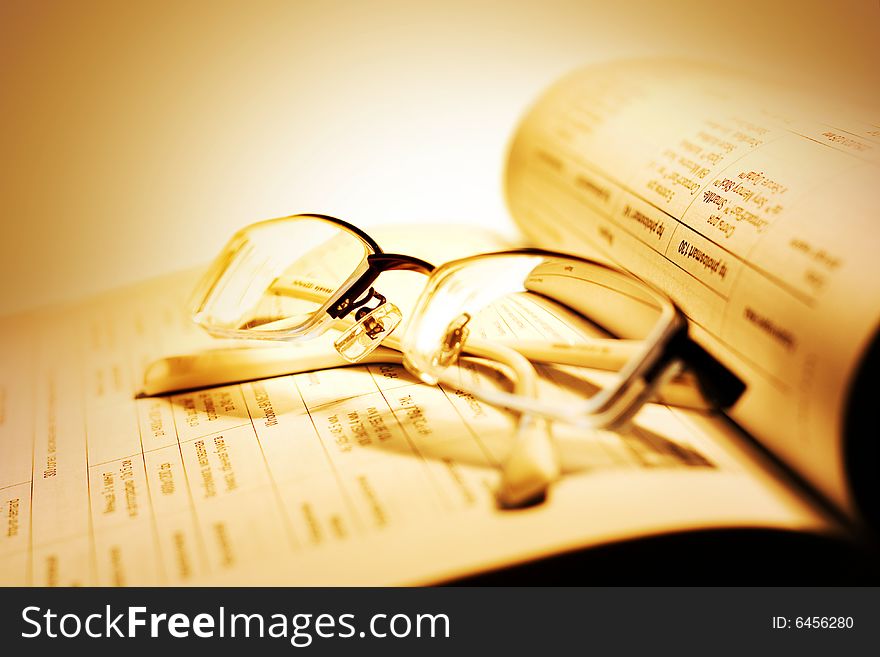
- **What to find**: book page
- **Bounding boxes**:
[0,262,835,585]
[505,59,880,518]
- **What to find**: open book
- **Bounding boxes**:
[0,60,876,586]
[505,59,880,526]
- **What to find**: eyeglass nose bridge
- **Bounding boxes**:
[333,290,402,362]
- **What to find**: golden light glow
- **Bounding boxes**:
[2,1,878,314]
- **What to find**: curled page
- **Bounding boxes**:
[505,59,880,520]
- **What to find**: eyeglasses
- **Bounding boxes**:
[188,213,745,507]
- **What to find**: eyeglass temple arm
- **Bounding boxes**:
[367,253,435,274]
[140,330,723,413]
[666,333,746,410]
[442,337,559,508]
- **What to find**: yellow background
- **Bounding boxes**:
[2,0,878,314]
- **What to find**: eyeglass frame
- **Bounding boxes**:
[190,213,745,427]
[191,213,435,343]
[398,248,744,430]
